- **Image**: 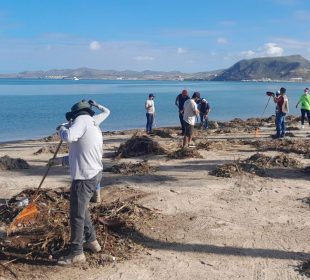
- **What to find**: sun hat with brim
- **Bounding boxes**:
[65,100,95,121]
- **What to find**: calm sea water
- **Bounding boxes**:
[0,79,306,142]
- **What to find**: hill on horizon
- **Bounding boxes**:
[1,55,310,81]
[212,55,310,81]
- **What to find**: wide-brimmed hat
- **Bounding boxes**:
[65,100,95,121]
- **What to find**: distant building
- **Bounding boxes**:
[290,77,303,82]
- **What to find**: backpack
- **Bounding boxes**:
[282,96,289,113]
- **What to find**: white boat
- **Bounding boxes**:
[73,76,79,81]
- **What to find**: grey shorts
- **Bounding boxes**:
[184,122,194,137]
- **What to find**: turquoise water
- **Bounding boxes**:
[0,79,305,142]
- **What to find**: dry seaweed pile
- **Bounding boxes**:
[245,153,302,168]
[34,143,69,155]
[0,188,157,274]
[196,140,226,151]
[211,153,302,178]
[116,134,166,158]
[168,148,202,159]
[253,138,310,157]
[104,161,156,175]
[0,156,29,171]
[151,129,173,138]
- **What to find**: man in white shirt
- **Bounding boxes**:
[56,100,110,265]
[145,93,155,134]
[183,92,200,148]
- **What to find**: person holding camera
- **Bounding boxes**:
[273,87,289,138]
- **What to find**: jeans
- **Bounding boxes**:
[146,113,154,133]
[70,172,102,255]
[199,113,208,128]
[179,112,185,134]
[275,112,286,137]
[301,109,310,125]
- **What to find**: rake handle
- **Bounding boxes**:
[33,139,63,200]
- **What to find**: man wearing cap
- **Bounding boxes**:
[182,92,200,147]
[296,88,310,129]
[145,93,155,134]
[175,89,190,135]
[56,100,110,265]
[273,87,289,138]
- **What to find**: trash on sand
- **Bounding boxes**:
[168,147,202,159]
[104,161,156,175]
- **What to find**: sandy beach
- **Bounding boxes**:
[1,116,310,280]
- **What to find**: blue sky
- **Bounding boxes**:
[1,0,310,73]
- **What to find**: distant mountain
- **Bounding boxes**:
[1,55,310,81]
[0,67,222,80]
[213,55,310,81]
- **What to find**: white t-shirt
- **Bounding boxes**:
[145,99,155,113]
[183,99,198,125]
[59,115,103,180]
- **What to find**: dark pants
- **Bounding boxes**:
[301,109,310,125]
[70,172,102,255]
[200,113,208,128]
[179,112,185,134]
[146,113,154,133]
[276,112,286,138]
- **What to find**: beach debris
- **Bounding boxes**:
[296,260,310,278]
[253,138,310,158]
[208,121,219,129]
[168,147,202,159]
[302,166,310,175]
[286,126,300,131]
[41,133,60,142]
[210,162,242,178]
[0,155,30,170]
[245,153,302,168]
[116,134,166,158]
[34,143,69,155]
[211,153,302,178]
[104,161,156,175]
[0,187,158,275]
[196,140,226,151]
[151,129,173,138]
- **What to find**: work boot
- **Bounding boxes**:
[57,253,86,266]
[84,240,101,253]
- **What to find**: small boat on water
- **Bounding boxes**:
[73,76,79,81]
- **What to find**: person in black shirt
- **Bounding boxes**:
[175,89,190,135]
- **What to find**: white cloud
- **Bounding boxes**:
[177,47,187,54]
[263,43,284,56]
[134,55,154,61]
[89,41,101,51]
[217,37,228,44]
[239,43,284,59]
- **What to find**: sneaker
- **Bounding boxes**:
[301,125,305,129]
[84,240,101,253]
[57,253,86,266]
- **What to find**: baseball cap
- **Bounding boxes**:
[149,93,155,98]
[192,92,200,99]
[304,88,309,93]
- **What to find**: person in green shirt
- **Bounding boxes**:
[296,88,310,128]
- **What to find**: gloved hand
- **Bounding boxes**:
[88,100,99,107]
[56,122,69,131]
[47,157,63,166]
